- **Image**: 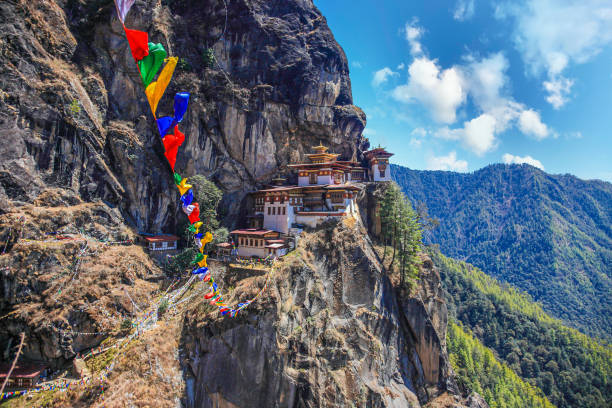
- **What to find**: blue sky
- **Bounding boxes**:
[314,0,612,181]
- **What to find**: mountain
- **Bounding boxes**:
[432,249,612,408]
[447,321,554,408]
[392,163,612,339]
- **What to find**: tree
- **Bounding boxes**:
[379,182,423,290]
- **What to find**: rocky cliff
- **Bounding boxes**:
[180,216,475,407]
[0,0,366,232]
[0,0,484,407]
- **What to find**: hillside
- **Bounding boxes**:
[392,163,612,339]
[431,249,612,408]
[447,321,554,408]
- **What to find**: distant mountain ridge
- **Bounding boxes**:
[392,163,612,339]
[433,249,611,408]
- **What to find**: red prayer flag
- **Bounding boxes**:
[204,291,214,299]
[187,202,200,224]
[124,28,149,61]
[163,126,185,170]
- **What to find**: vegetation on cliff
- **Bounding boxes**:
[392,163,612,339]
[379,182,422,290]
[447,321,554,408]
[433,249,612,408]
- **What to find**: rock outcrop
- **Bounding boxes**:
[179,215,469,407]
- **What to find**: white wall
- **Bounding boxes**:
[298,176,310,186]
[298,170,333,186]
[263,202,294,234]
[238,246,266,258]
[372,164,391,181]
[317,174,333,185]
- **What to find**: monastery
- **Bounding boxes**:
[224,144,394,259]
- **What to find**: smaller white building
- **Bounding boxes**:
[230,229,288,258]
[143,235,179,251]
[364,147,394,182]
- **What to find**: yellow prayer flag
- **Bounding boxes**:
[145,57,178,117]
[197,256,207,268]
[203,231,213,244]
[177,178,192,196]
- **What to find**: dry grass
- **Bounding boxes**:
[1,318,184,408]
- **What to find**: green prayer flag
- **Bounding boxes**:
[138,43,166,87]
[192,252,204,264]
[173,173,182,185]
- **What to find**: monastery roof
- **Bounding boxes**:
[254,183,361,194]
[0,364,46,379]
[266,239,285,244]
[287,162,351,169]
[216,242,233,248]
[142,235,179,243]
[256,186,302,193]
[364,148,394,159]
[230,229,278,236]
[325,184,361,190]
[265,243,286,249]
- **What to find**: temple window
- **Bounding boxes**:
[282,207,286,215]
[309,173,317,184]
[331,193,344,203]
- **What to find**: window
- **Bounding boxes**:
[378,163,387,178]
[309,173,317,184]
[268,207,271,215]
[282,207,286,215]
[331,193,343,203]
[272,207,276,215]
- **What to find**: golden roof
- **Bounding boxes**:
[312,143,329,154]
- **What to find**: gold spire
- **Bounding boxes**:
[312,143,328,154]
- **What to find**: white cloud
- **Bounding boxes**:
[372,67,399,87]
[391,21,553,154]
[454,0,475,21]
[518,109,549,139]
[435,113,498,156]
[543,76,574,109]
[463,114,498,155]
[409,127,427,147]
[427,151,468,172]
[392,57,465,124]
[497,0,612,108]
[502,153,545,170]
[351,61,363,69]
[397,62,405,70]
[462,53,509,112]
[404,20,424,56]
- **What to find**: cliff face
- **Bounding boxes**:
[180,217,464,407]
[0,0,365,232]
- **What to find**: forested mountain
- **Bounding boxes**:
[432,249,612,408]
[392,163,612,339]
[447,321,554,408]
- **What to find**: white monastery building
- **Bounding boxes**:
[226,144,394,258]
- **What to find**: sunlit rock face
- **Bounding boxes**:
[0,0,365,232]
